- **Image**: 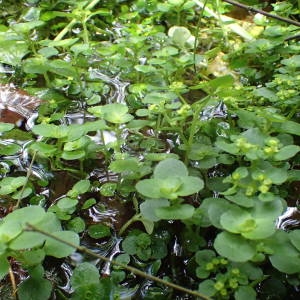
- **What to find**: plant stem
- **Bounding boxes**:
[118,213,141,236]
[222,0,300,27]
[54,0,101,41]
[26,223,212,300]
[14,151,37,210]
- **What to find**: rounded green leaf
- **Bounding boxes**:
[234,286,256,300]
[61,150,86,160]
[0,176,27,195]
[177,176,204,196]
[154,158,188,178]
[201,197,234,229]
[63,136,90,151]
[155,204,195,220]
[214,232,256,262]
[198,279,216,297]
[220,207,256,234]
[140,198,170,221]
[87,224,111,239]
[67,217,86,233]
[225,191,254,208]
[32,124,69,138]
[269,244,300,274]
[274,145,300,161]
[9,231,45,250]
[0,122,14,132]
[44,231,79,258]
[71,262,99,289]
[289,230,300,251]
[18,276,52,300]
[136,179,162,198]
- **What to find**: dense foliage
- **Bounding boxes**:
[1,0,300,299]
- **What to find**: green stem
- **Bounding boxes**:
[82,18,89,44]
[118,213,141,236]
[54,0,101,41]
[193,0,208,72]
[26,223,212,300]
[14,151,37,210]
[184,96,209,164]
[216,0,229,47]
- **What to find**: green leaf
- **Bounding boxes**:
[32,124,69,138]
[0,255,9,280]
[207,75,235,90]
[289,230,300,251]
[269,247,300,274]
[140,198,170,222]
[254,87,278,102]
[88,103,133,124]
[61,150,86,160]
[18,276,52,300]
[0,143,21,155]
[99,183,117,197]
[0,122,14,132]
[48,59,78,78]
[274,120,300,136]
[63,136,90,151]
[274,145,300,161]
[242,200,283,240]
[68,180,90,197]
[40,38,79,48]
[195,250,216,279]
[67,217,86,233]
[57,197,78,213]
[168,26,195,49]
[0,176,27,195]
[201,197,233,228]
[44,231,79,258]
[17,249,45,267]
[110,158,140,173]
[0,40,29,66]
[220,207,256,234]
[29,142,57,156]
[136,179,162,198]
[155,204,195,220]
[225,191,254,208]
[154,158,188,178]
[23,57,49,74]
[177,176,204,196]
[87,224,111,239]
[281,55,300,68]
[234,286,257,300]
[11,21,44,33]
[122,236,137,255]
[198,279,216,297]
[215,139,239,154]
[9,231,45,250]
[214,232,256,262]
[134,64,157,73]
[82,198,96,209]
[71,262,99,289]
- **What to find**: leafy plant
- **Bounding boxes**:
[1,0,300,299]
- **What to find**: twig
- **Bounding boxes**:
[8,265,18,300]
[26,223,212,300]
[223,0,300,27]
[13,151,37,210]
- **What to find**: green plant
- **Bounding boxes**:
[1,0,300,299]
[0,206,79,299]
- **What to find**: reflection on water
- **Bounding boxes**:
[89,68,129,104]
[277,207,300,230]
